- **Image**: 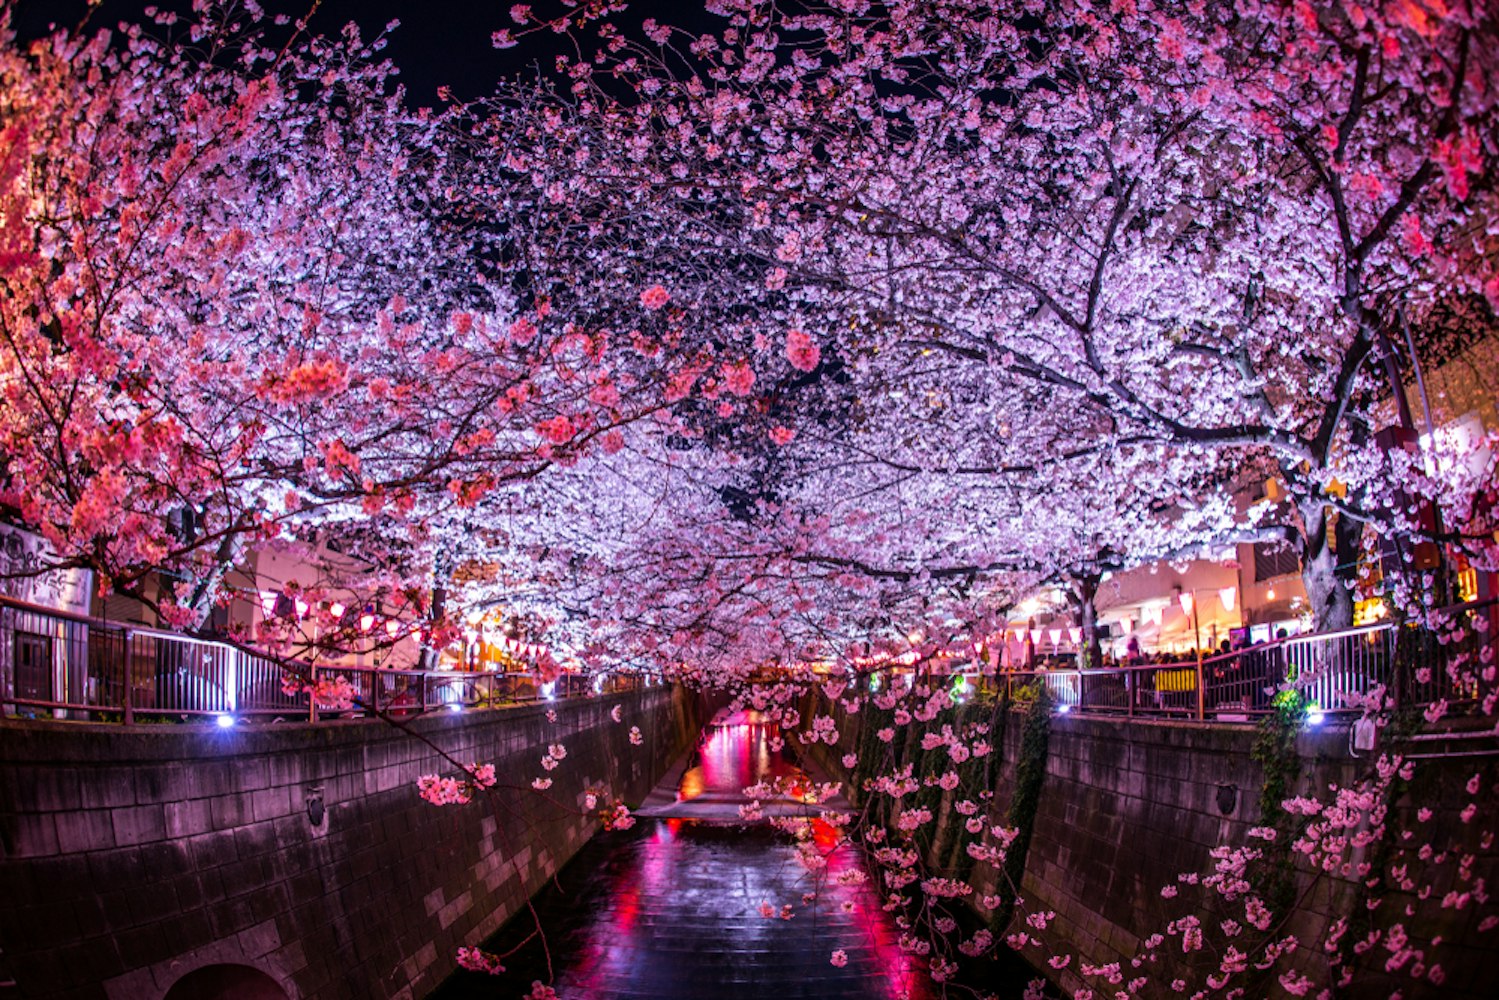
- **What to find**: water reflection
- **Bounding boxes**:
[678,712,803,802]
[433,716,933,999]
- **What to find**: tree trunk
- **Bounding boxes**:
[1075,571,1103,670]
[422,560,449,670]
[1300,500,1355,631]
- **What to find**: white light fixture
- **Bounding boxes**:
[215,714,237,729]
[259,591,278,617]
[1219,587,1238,612]
[329,601,346,619]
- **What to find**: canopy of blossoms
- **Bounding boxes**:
[3,1,1498,996]
[3,0,1495,667]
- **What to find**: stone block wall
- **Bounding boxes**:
[799,692,1497,998]
[0,685,700,999]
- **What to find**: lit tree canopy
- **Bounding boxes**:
[474,0,1498,646]
[2,0,1496,657]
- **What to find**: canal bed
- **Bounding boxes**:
[432,712,937,998]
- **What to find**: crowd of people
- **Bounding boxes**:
[1002,627,1294,712]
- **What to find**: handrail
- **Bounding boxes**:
[4,592,1492,727]
[0,594,649,726]
[972,598,1495,723]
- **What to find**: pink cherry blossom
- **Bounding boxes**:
[784,329,820,372]
[639,285,670,310]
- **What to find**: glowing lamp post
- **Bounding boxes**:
[1178,588,1205,720]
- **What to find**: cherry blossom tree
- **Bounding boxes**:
[3,2,1497,995]
[445,2,1499,996]
[496,0,1498,638]
[0,3,468,621]
[0,2,724,641]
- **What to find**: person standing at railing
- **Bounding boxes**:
[1124,635,1143,707]
[1240,633,1285,712]
[387,676,420,717]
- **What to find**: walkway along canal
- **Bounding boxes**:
[433,709,948,999]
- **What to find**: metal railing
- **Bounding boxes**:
[0,595,647,726]
[6,591,1492,727]
[975,600,1496,722]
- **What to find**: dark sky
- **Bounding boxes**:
[9,0,719,106]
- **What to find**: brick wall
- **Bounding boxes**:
[0,686,700,999]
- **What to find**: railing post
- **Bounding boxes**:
[420,671,428,714]
[308,664,319,723]
[1195,652,1206,721]
[121,629,134,727]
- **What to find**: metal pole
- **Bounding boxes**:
[1193,595,1205,721]
[122,629,134,726]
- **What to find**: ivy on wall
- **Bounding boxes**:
[994,681,1052,930]
[1250,689,1308,916]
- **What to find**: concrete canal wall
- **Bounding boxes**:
[802,696,1498,999]
[0,685,701,1000]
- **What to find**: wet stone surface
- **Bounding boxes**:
[432,717,935,998]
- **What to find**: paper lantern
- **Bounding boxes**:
[1218,587,1237,612]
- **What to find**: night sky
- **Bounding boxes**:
[8,0,719,106]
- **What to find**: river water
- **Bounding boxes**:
[432,712,936,998]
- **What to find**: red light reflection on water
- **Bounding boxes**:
[555,721,929,998]
[817,825,927,999]
[682,717,802,800]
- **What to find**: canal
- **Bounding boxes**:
[432,710,937,998]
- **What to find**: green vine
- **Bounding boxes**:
[994,680,1051,930]
[1249,689,1307,916]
